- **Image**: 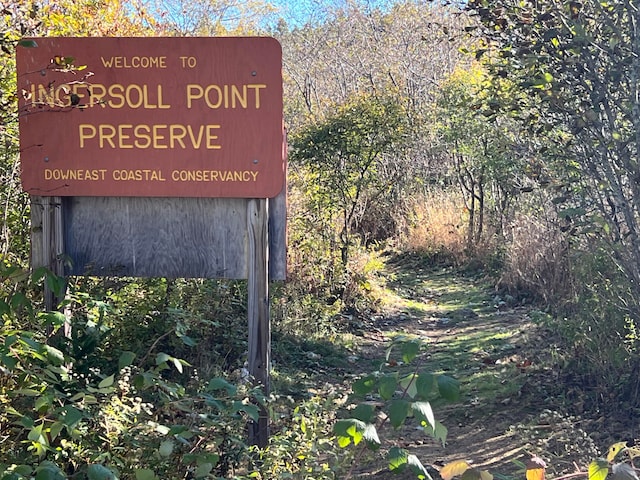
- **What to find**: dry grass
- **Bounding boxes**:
[498,211,573,304]
[400,189,468,264]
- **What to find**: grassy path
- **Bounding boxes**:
[273,254,607,479]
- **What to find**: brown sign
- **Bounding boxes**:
[17,37,285,198]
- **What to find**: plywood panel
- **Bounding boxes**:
[64,197,250,278]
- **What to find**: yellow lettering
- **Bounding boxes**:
[206,125,222,149]
[170,124,187,148]
[79,124,96,148]
[134,125,152,148]
[152,125,167,149]
[118,124,133,148]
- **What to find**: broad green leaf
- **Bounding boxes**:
[207,377,236,394]
[28,424,45,444]
[234,402,259,421]
[334,419,366,446]
[412,401,435,429]
[351,403,375,423]
[39,312,66,329]
[45,345,64,366]
[399,373,418,399]
[179,335,197,347]
[388,447,409,472]
[119,351,136,370]
[0,298,9,316]
[423,419,448,446]
[441,460,470,480]
[407,454,432,479]
[34,462,65,480]
[589,459,609,480]
[87,464,118,480]
[98,375,115,389]
[416,372,435,399]
[401,340,421,363]
[194,463,213,478]
[49,421,64,441]
[379,373,398,400]
[158,440,174,457]
[155,352,171,365]
[35,395,52,412]
[353,375,376,395]
[437,375,460,401]
[134,469,157,480]
[389,399,410,428]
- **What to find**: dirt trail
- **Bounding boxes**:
[348,256,605,479]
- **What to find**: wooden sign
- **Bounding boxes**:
[17,37,284,198]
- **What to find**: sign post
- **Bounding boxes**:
[18,37,285,448]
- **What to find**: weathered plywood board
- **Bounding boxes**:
[32,194,286,280]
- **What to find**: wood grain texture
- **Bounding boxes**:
[64,197,250,278]
[32,193,286,279]
[247,198,270,447]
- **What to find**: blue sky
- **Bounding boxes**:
[266,0,396,27]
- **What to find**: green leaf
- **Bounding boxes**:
[134,469,157,480]
[0,298,9,316]
[28,424,46,443]
[98,375,115,389]
[62,406,83,427]
[155,352,171,365]
[158,440,174,457]
[334,419,366,446]
[87,464,118,480]
[388,446,409,472]
[437,375,460,401]
[351,403,375,423]
[389,399,410,429]
[179,335,197,347]
[412,401,435,429]
[118,351,136,370]
[401,340,421,363]
[207,377,237,395]
[416,372,435,399]
[39,312,66,329]
[353,375,376,395]
[379,373,398,400]
[399,373,418,399]
[194,463,213,478]
[423,419,448,446]
[34,462,65,480]
[44,345,64,366]
[589,458,609,480]
[407,454,431,478]
[234,402,259,421]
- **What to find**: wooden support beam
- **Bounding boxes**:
[247,198,270,448]
[37,196,66,311]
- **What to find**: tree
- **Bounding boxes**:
[290,94,408,265]
[465,0,640,315]
[435,64,527,250]
[141,0,276,35]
